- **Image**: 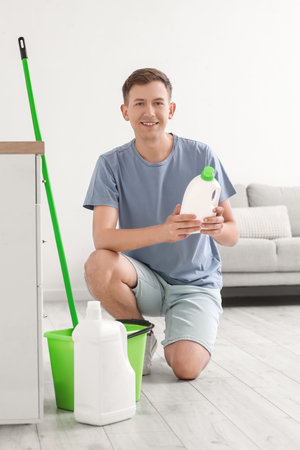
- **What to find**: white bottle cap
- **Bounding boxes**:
[86,301,102,320]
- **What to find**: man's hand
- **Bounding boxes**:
[200,206,225,237]
[161,204,201,242]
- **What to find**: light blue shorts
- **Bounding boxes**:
[124,255,223,356]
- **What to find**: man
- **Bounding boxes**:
[83,68,239,380]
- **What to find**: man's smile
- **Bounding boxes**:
[140,121,159,127]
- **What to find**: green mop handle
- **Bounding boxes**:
[18,37,78,328]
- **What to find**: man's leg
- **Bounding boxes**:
[161,284,223,381]
[164,340,210,380]
[84,249,143,319]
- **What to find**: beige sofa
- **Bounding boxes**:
[218,184,300,298]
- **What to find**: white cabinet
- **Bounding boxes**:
[0,142,44,424]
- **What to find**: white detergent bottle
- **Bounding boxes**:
[72,301,136,426]
[180,166,221,234]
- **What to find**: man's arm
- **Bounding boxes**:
[92,204,201,252]
[199,199,239,246]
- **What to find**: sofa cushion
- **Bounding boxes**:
[218,237,300,272]
[217,239,278,272]
[247,184,300,236]
[231,184,249,207]
[276,237,300,271]
[232,205,292,239]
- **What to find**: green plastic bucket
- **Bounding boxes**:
[44,328,74,411]
[44,319,154,410]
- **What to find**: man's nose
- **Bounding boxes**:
[144,103,155,116]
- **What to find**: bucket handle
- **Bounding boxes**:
[117,319,154,339]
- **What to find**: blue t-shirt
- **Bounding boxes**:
[83,133,236,288]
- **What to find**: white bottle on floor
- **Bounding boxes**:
[72,301,136,426]
[180,166,221,234]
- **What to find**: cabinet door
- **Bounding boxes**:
[0,155,40,422]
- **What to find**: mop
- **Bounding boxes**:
[18,37,78,327]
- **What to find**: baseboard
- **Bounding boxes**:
[44,285,300,302]
[43,289,94,302]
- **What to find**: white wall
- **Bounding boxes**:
[1,0,300,301]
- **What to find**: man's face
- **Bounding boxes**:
[121,81,176,141]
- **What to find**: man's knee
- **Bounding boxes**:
[165,341,210,380]
[172,357,207,380]
[84,249,118,287]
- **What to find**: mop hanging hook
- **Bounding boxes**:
[18,37,28,59]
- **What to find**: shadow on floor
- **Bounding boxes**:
[222,295,300,307]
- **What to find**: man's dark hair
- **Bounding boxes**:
[122,68,172,105]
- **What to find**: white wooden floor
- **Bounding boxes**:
[1,299,300,450]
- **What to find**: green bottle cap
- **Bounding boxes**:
[201,166,214,181]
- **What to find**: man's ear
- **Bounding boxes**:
[120,104,130,121]
[168,102,176,119]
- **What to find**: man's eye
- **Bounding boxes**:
[155,102,163,105]
[136,102,143,106]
